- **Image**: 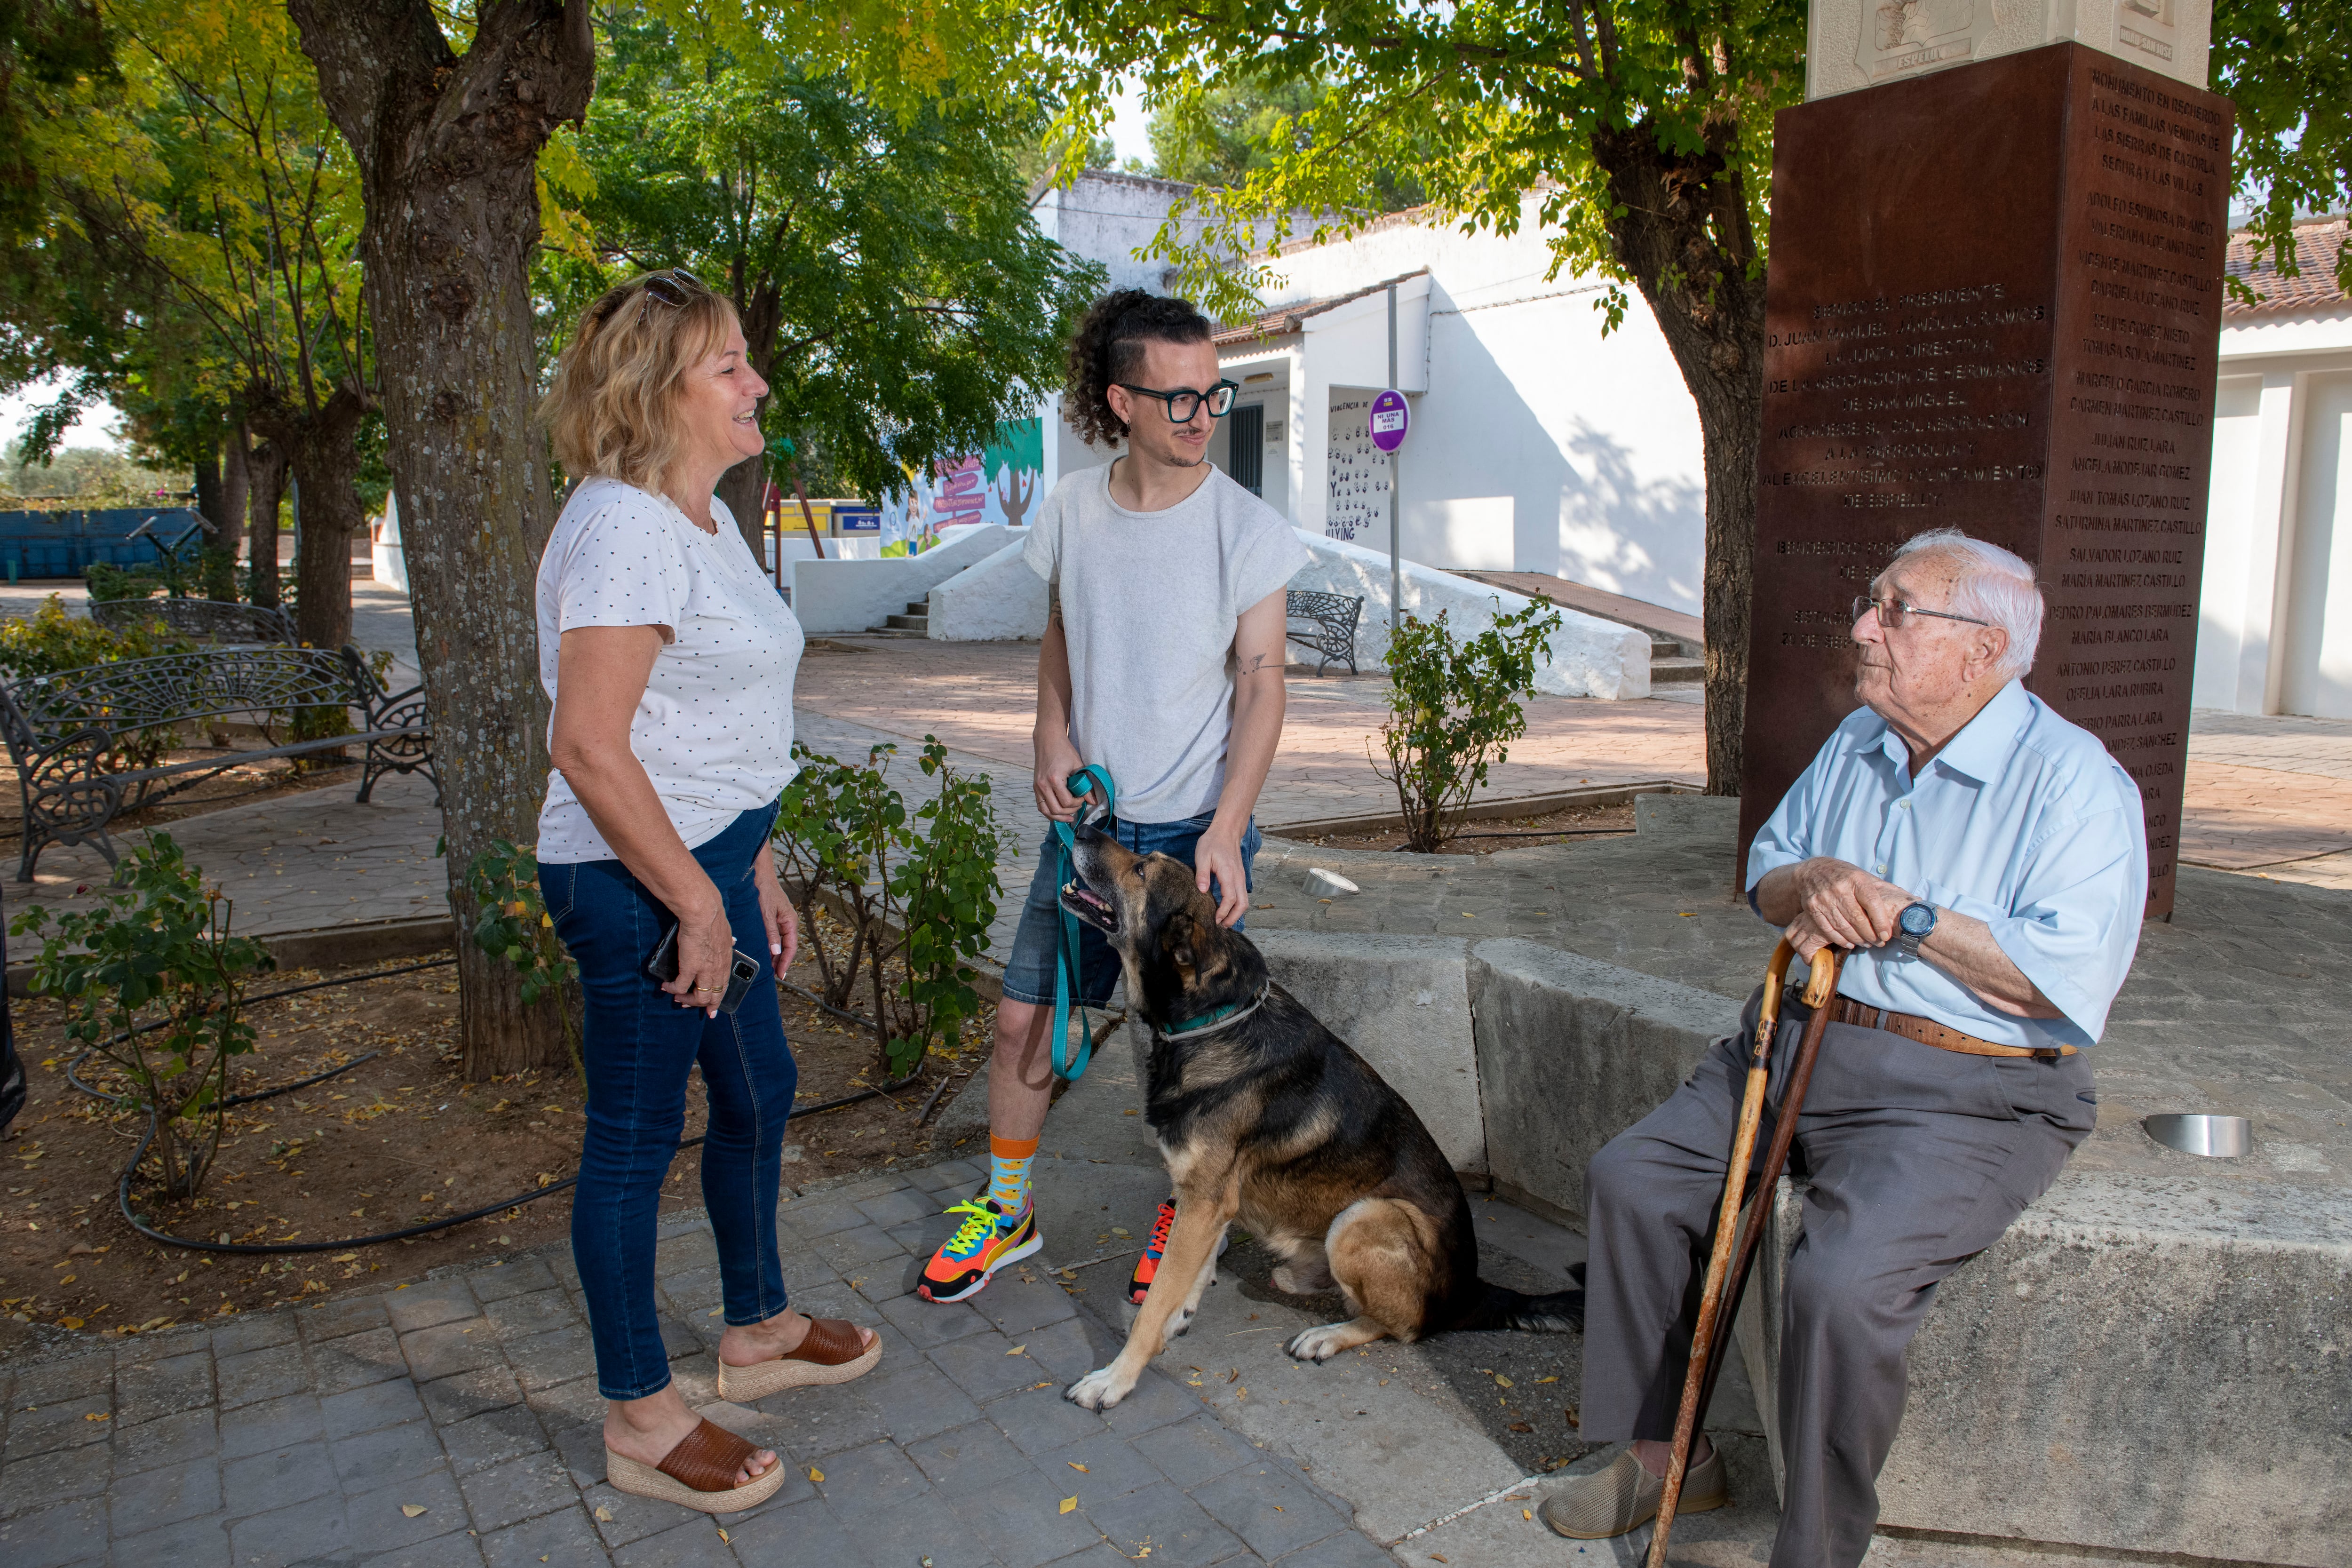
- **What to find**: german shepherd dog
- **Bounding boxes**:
[1058,825,1583,1412]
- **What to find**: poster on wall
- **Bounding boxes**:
[1325,397,1389,542]
[876,418,1045,555]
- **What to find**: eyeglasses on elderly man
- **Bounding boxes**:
[1851,594,1993,631]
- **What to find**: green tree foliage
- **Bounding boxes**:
[0,0,112,243]
[2215,0,2352,291]
[1147,72,1425,211]
[19,0,373,647]
[558,10,1102,543]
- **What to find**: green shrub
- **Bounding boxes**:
[1374,601,1563,852]
[10,834,275,1202]
[0,593,193,680]
[84,561,167,604]
[774,737,1003,1080]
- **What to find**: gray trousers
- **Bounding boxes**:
[1581,987,2096,1568]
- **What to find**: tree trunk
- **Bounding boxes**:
[245,436,286,608]
[248,384,366,650]
[714,276,784,559]
[1589,115,1769,797]
[192,435,224,540]
[216,426,250,597]
[287,0,593,1081]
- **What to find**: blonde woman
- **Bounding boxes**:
[535,269,879,1514]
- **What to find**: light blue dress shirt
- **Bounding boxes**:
[1746,680,2146,1050]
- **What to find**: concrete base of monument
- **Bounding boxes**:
[1190,797,2345,1565]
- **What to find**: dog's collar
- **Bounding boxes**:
[1155,985,1270,1042]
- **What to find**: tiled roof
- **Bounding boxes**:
[2225,218,2349,316]
[1212,269,1430,345]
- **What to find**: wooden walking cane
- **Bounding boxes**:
[1645,938,1844,1568]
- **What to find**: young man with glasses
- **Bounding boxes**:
[918,290,1309,1305]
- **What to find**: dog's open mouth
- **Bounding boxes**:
[1058,879,1117,933]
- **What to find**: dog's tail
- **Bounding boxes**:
[1452,1263,1585,1334]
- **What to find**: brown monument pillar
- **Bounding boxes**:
[1737,41,2232,917]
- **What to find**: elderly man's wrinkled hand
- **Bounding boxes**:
[1788,856,1912,952]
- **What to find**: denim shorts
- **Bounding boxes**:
[1000,812,1260,1008]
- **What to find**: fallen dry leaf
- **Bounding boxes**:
[594,1506,612,1522]
[1006,1345,1027,1356]
[1524,1507,1534,1520]
[808,1466,824,1482]
[1068,1462,1089,1472]
[1494,1374,1513,1388]
[400,1504,426,1518]
[1060,1496,1078,1514]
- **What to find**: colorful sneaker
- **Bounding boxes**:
[918,1198,1041,1304]
[1128,1197,1178,1304]
[1128,1196,1234,1303]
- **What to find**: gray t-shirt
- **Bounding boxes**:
[1025,462,1311,823]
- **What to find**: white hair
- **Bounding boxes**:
[1885,528,2043,680]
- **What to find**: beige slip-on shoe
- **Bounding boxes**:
[1539,1443,1730,1539]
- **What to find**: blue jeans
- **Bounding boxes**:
[540,804,795,1401]
[1000,812,1260,1007]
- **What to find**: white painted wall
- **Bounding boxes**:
[2194,302,2352,715]
[2280,373,2352,717]
[788,524,1015,635]
[1245,197,1708,615]
[929,540,1048,641]
[1288,527,1652,700]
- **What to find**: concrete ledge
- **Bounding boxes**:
[1252,931,1484,1172]
[8,913,455,995]
[1744,1171,2351,1567]
[1263,779,1692,841]
[1466,939,1740,1223]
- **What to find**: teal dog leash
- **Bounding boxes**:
[1050,764,1118,1080]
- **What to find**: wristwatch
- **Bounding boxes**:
[1895,901,1938,959]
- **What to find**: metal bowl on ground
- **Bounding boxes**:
[2142,1113,2252,1158]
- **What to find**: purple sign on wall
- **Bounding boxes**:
[1369,389,1409,453]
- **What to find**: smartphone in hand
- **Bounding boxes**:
[646,926,763,1013]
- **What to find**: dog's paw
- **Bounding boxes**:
[1065,1366,1134,1410]
[1168,1305,1196,1339]
[1285,1321,1355,1362]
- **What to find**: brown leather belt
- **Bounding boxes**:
[1827,996,2077,1060]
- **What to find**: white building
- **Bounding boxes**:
[2197,218,2352,719]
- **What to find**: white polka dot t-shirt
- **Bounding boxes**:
[534,477,804,863]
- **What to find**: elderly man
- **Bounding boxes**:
[1542,527,2145,1567]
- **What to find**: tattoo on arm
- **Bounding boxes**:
[1237,652,1274,676]
[1047,581,1062,629]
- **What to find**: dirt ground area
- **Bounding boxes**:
[1287,799,1637,855]
[0,923,985,1342]
[0,746,364,857]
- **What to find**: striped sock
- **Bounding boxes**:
[988,1132,1040,1220]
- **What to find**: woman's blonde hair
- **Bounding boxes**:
[539,271,740,493]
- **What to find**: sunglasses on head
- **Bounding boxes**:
[596,268,707,326]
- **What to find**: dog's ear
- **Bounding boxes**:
[1160,910,1199,980]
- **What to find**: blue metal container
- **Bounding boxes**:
[0,507,204,581]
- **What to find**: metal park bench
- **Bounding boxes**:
[0,644,436,880]
[88,596,299,645]
[1285,589,1364,676]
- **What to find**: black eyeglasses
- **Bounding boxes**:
[597,268,707,326]
[1852,595,1991,630]
[1116,381,1240,422]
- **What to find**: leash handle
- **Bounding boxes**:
[1050,766,1116,1080]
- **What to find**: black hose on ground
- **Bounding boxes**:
[57,959,932,1256]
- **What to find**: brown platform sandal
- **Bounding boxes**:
[715,1316,882,1402]
[604,1416,787,1514]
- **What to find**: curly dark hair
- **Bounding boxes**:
[1062,289,1217,448]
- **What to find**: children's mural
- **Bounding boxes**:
[876,418,1044,555]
